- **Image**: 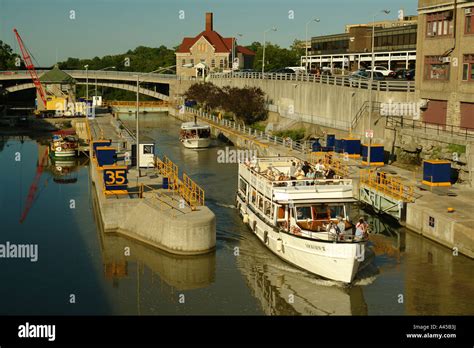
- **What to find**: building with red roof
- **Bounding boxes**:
[176,13,255,77]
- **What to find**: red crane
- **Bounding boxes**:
[19,147,49,223]
[13,28,47,107]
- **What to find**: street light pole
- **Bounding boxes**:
[135,68,163,177]
[262,27,277,75]
[367,10,390,166]
[305,18,320,72]
[231,33,243,77]
[84,65,89,100]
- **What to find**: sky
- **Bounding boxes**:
[0,0,417,66]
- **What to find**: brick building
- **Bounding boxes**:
[175,13,255,78]
[415,0,474,129]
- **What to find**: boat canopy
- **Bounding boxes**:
[181,122,211,130]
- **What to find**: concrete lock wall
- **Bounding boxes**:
[209,78,417,131]
[91,163,216,255]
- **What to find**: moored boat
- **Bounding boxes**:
[49,131,78,158]
[179,119,211,149]
[236,156,370,283]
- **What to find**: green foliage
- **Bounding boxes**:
[184,82,267,125]
[0,40,19,70]
[248,39,303,71]
[274,129,306,141]
[58,45,175,73]
[447,144,466,154]
[250,122,266,132]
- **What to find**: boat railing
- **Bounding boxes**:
[241,163,352,189]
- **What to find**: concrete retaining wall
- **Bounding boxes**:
[406,199,474,259]
[209,78,417,131]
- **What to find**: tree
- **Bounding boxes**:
[250,40,304,71]
[185,82,267,125]
[0,41,19,70]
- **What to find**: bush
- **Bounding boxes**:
[274,129,305,141]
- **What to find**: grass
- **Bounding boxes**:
[273,129,306,141]
[447,144,466,154]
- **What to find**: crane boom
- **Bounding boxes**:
[13,28,47,106]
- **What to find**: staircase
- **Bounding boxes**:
[351,101,382,133]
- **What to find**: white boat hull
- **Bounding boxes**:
[181,138,211,149]
[237,197,363,283]
[51,150,77,158]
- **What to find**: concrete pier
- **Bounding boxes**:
[75,114,216,255]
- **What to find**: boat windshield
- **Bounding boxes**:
[181,128,210,139]
[294,204,347,232]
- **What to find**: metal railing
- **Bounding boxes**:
[386,116,474,140]
[104,100,169,107]
[209,72,415,92]
[155,155,205,208]
[0,70,194,81]
[309,152,349,178]
[360,169,415,203]
[180,106,315,153]
[351,101,382,131]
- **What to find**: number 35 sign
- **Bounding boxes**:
[103,166,128,191]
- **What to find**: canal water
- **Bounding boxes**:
[1,113,473,315]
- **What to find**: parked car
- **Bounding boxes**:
[367,66,394,77]
[391,68,409,79]
[405,69,415,80]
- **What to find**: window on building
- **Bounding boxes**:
[224,58,228,68]
[426,11,454,37]
[182,59,186,67]
[424,56,450,80]
[219,59,224,68]
[190,59,194,66]
[211,59,215,68]
[462,54,474,81]
[466,8,474,34]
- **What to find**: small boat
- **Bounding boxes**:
[49,131,78,158]
[179,118,211,149]
[236,156,371,283]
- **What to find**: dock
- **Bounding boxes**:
[76,114,216,255]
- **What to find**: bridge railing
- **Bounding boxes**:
[208,72,415,92]
[0,70,195,81]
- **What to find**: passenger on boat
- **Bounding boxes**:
[325,168,336,179]
[314,159,326,173]
[296,169,306,180]
[302,161,311,175]
[325,220,340,237]
[305,168,315,179]
[337,216,346,235]
[355,218,369,240]
[289,161,297,180]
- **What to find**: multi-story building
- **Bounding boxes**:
[415,0,474,129]
[303,13,418,71]
[175,13,255,78]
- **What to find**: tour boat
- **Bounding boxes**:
[236,156,370,283]
[49,132,78,158]
[179,120,211,149]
